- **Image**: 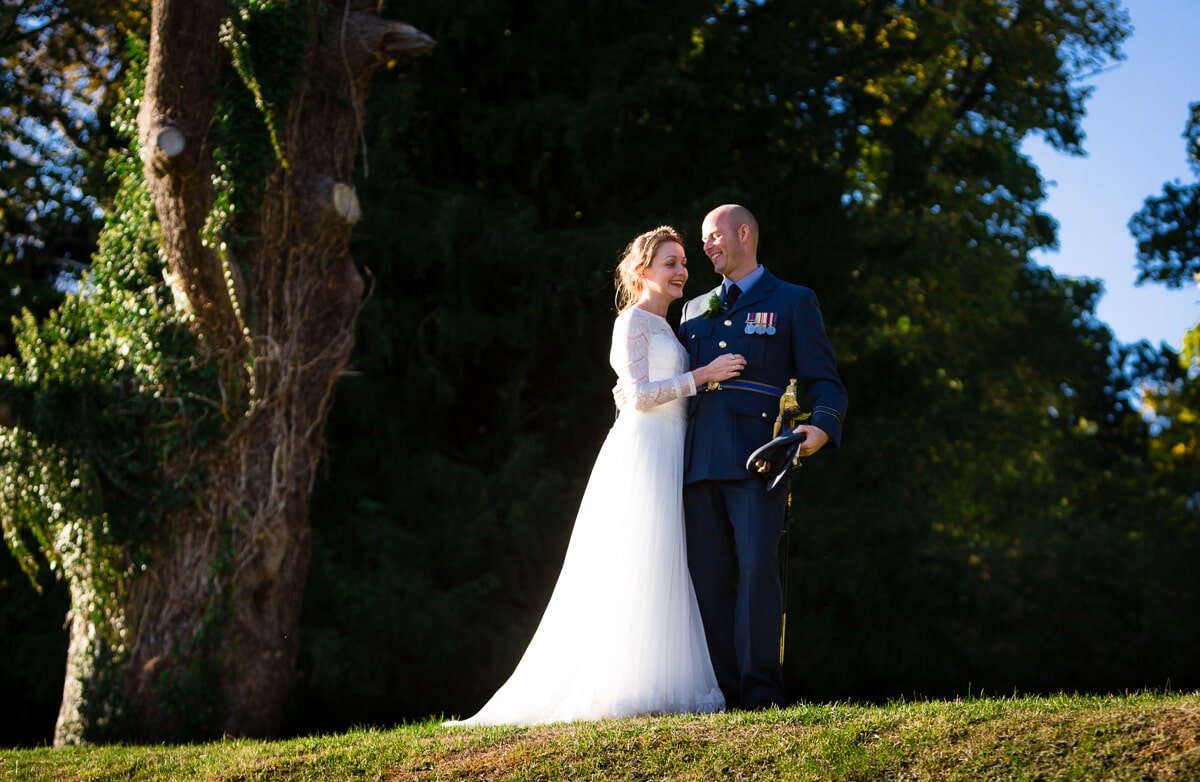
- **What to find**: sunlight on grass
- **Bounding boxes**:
[2,692,1197,781]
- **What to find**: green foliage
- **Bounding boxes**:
[4,0,1199,745]
[1,2,135,356]
[1131,102,1200,287]
[1128,100,1200,669]
[0,0,310,742]
[209,0,315,337]
[293,1,723,729]
[218,0,312,176]
[295,0,1197,730]
[0,2,150,350]
[0,56,223,743]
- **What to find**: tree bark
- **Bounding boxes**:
[136,0,245,368]
[53,0,432,744]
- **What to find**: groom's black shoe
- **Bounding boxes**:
[745,430,807,491]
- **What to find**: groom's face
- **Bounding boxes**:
[701,212,746,279]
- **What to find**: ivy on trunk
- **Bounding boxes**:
[0,0,432,744]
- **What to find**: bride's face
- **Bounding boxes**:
[640,240,688,303]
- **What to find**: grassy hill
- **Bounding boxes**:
[3,692,1197,780]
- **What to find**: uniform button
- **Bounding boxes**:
[762,412,769,419]
[718,340,727,349]
[724,319,733,327]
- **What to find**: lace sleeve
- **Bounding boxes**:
[612,311,697,411]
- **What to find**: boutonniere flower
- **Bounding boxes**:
[702,293,725,319]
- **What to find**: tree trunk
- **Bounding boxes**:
[53,0,432,745]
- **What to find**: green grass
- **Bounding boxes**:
[4,692,1198,780]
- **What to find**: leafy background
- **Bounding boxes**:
[2,0,1198,745]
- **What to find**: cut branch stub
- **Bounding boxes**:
[323,12,434,76]
[154,125,186,157]
[331,182,362,224]
[381,22,436,59]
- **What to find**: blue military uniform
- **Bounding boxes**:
[678,266,847,709]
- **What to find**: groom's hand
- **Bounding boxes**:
[792,424,829,457]
[612,382,627,409]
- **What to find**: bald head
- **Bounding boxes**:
[705,205,753,250]
[701,204,760,280]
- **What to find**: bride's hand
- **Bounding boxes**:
[694,353,746,386]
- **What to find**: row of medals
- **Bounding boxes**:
[745,312,776,335]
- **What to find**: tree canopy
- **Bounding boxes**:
[0,2,148,352]
[1131,102,1200,288]
[4,0,1199,745]
[295,0,1193,726]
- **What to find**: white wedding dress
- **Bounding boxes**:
[446,306,725,726]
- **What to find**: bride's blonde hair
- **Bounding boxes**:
[614,225,685,311]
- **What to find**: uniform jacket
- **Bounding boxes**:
[679,267,847,483]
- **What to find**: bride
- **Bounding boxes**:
[446,226,747,726]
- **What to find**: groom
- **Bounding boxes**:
[679,204,847,710]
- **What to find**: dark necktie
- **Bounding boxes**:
[724,283,742,309]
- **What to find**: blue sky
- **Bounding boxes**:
[1022,0,1200,350]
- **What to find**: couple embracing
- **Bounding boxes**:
[448,205,847,726]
